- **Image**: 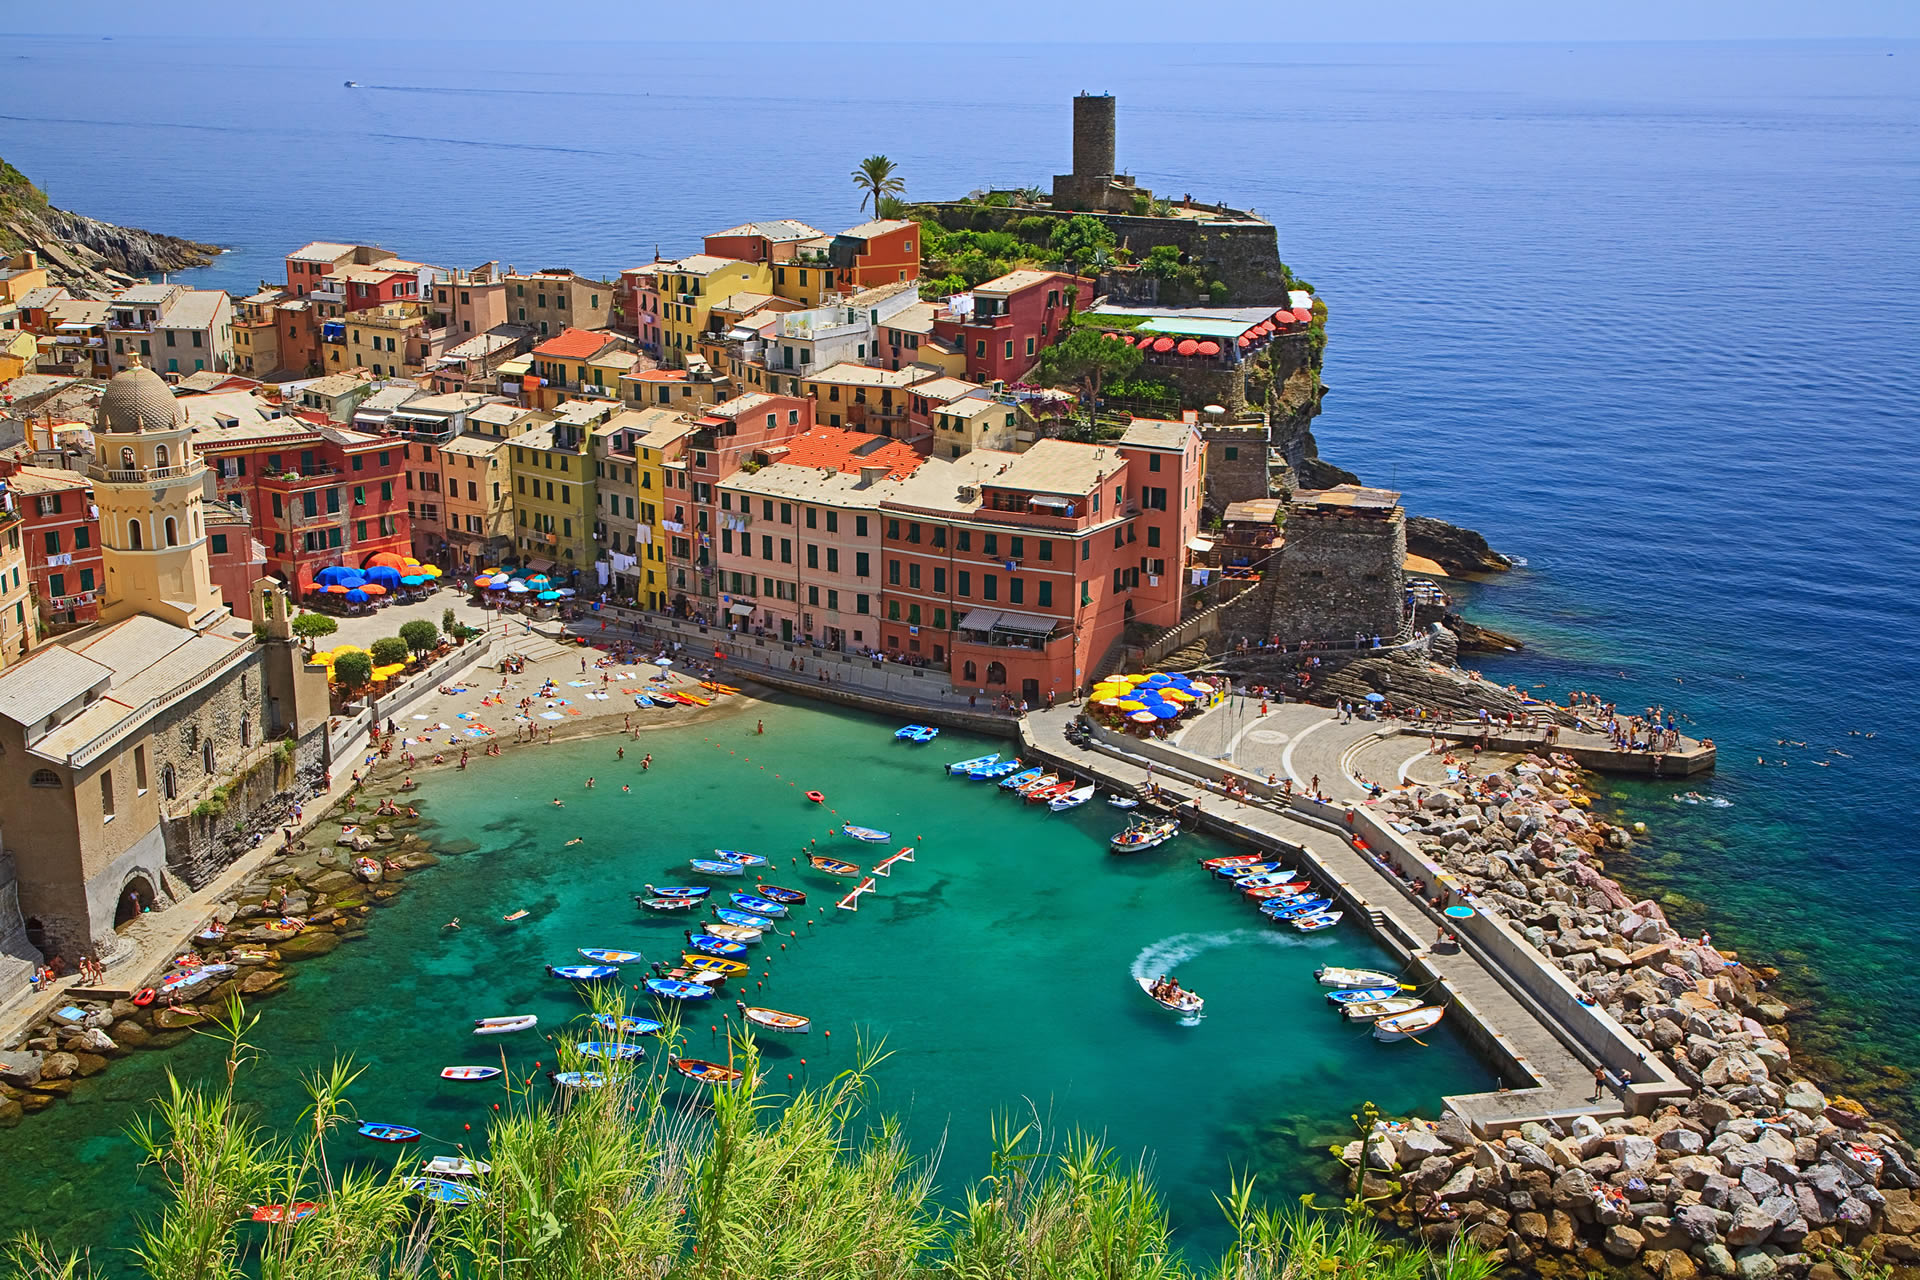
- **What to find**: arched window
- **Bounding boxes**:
[161,763,177,800]
[962,660,977,683]
[30,769,61,788]
[120,446,136,470]
[153,443,169,469]
[164,517,178,547]
[986,661,1007,685]
[128,519,143,550]
[202,740,215,773]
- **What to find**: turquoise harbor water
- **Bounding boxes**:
[0,697,1491,1259]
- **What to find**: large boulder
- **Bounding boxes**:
[109,1020,150,1048]
[1604,1225,1647,1259]
[38,1052,79,1081]
[1782,1081,1826,1116]
[273,931,342,961]
[1508,1138,1557,1175]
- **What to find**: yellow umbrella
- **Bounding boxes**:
[1095,697,1123,708]
[1163,688,1196,702]
[1124,674,1148,682]
[1116,700,1147,712]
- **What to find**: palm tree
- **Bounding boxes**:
[853,155,905,214]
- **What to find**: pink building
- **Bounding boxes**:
[712,427,923,647]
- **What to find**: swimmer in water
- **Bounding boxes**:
[444,918,460,931]
[552,797,565,807]
[565,837,583,846]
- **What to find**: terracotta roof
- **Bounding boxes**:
[532,327,620,360]
[766,427,923,480]
[623,368,688,384]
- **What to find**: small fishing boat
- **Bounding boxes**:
[947,752,998,774]
[424,1156,491,1178]
[1234,871,1299,890]
[1014,773,1059,795]
[1316,966,1399,989]
[473,1014,538,1035]
[654,966,728,987]
[1213,859,1283,879]
[548,964,619,981]
[808,854,862,876]
[591,1013,663,1037]
[1291,911,1344,933]
[1201,854,1265,871]
[736,1000,811,1033]
[358,1123,421,1143]
[1244,883,1313,901]
[645,977,715,1002]
[641,884,711,900]
[729,893,788,917]
[894,723,934,740]
[577,1040,647,1060]
[502,909,531,922]
[1137,976,1204,1014]
[689,859,746,877]
[1373,1005,1445,1042]
[1025,780,1074,804]
[550,1070,607,1089]
[714,907,777,930]
[1048,784,1096,811]
[343,80,358,87]
[1109,819,1179,853]
[440,1065,503,1081]
[1324,986,1402,1006]
[754,882,806,904]
[1341,996,1426,1022]
[406,1178,475,1205]
[670,1055,744,1085]
[638,896,700,912]
[578,948,643,964]
[1263,897,1333,919]
[674,955,749,976]
[685,932,748,959]
[251,1202,319,1223]
[704,922,762,943]
[1107,795,1140,809]
[841,824,890,843]
[997,767,1044,791]
[713,849,768,868]
[973,758,1023,780]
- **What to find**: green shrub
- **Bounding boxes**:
[398,618,439,655]
[369,636,408,667]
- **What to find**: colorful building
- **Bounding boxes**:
[106,283,234,376]
[504,270,614,340]
[438,433,512,573]
[340,304,430,378]
[655,255,774,363]
[507,401,614,578]
[526,328,637,407]
[932,269,1086,384]
[0,462,102,630]
[0,480,34,669]
[799,361,932,436]
[713,427,922,646]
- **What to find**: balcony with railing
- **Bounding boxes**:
[88,462,198,485]
[260,466,344,491]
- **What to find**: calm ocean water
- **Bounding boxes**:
[2,33,1918,1228]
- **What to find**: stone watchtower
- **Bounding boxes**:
[1052,93,1143,212]
[1263,485,1407,645]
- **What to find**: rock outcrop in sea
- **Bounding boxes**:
[1,156,219,291]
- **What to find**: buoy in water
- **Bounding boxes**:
[806,790,825,804]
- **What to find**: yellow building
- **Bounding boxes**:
[0,250,51,309]
[656,255,773,366]
[526,327,638,408]
[768,237,841,305]
[506,401,614,578]
[599,406,695,610]
[931,387,1027,458]
[338,303,430,378]
[799,361,932,435]
[439,433,512,572]
[0,486,32,669]
[0,329,37,380]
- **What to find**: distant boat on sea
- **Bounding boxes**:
[344,80,358,88]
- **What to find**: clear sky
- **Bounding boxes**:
[9,0,1919,41]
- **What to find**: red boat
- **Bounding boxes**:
[1024,781,1074,804]
[1200,854,1264,871]
[1243,882,1313,900]
[251,1202,319,1223]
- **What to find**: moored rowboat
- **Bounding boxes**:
[670,1055,744,1084]
[714,907,777,929]
[841,824,890,843]
[704,922,762,943]
[641,885,711,900]
[1373,1005,1445,1042]
[1341,996,1425,1022]
[251,1202,318,1222]
[735,1000,811,1033]
[578,948,643,964]
[1324,986,1401,1005]
[473,1014,538,1035]
[591,1013,663,1037]
[440,1065,502,1081]
[689,859,746,877]
[1316,967,1400,989]
[358,1123,421,1143]
[424,1156,490,1178]
[685,932,748,958]
[808,855,862,876]
[577,1040,647,1060]
[729,893,788,917]
[645,977,715,1002]
[713,849,767,867]
[754,883,806,904]
[547,964,619,981]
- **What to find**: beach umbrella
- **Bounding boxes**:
[364,565,402,587]
[471,574,493,588]
[315,565,356,586]
[1095,698,1123,709]
[1142,674,1172,687]
[1129,711,1157,724]
[1364,692,1385,703]
[345,589,370,605]
[1292,307,1313,323]
[556,587,576,597]
[1116,700,1147,712]
[657,658,674,668]
[367,553,408,569]
[507,581,530,594]
[401,575,427,587]
[487,578,510,590]
[1176,339,1199,357]
[325,584,348,594]
[1150,705,1181,720]
[1196,340,1220,356]
[1150,337,1174,353]
[360,583,387,596]
[1163,689,1196,702]
[402,557,421,567]
[1187,681,1215,694]
[527,574,552,588]
[537,590,562,601]
[422,565,441,578]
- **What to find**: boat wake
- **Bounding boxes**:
[1129,929,1314,984]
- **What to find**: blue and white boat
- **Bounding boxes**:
[714,906,777,930]
[729,893,789,917]
[841,824,889,843]
[407,1177,476,1205]
[591,1013,663,1037]
[548,964,619,981]
[1234,872,1299,891]
[689,859,746,877]
[1325,986,1402,1006]
[685,932,748,959]
[1292,911,1344,933]
[578,948,643,964]
[894,724,933,740]
[577,1040,646,1061]
[550,1070,607,1089]
[1261,896,1332,919]
[908,726,938,743]
[973,758,1023,780]
[1215,861,1285,880]
[712,849,768,868]
[640,885,710,900]
[947,753,998,774]
[359,1123,421,1143]
[997,767,1043,791]
[1048,784,1096,811]
[645,977,715,1001]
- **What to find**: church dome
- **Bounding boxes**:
[99,360,182,434]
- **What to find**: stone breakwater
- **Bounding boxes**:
[0,818,434,1124]
[1343,770,1920,1278]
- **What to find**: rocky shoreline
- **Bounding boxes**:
[1338,764,1920,1279]
[1,154,220,291]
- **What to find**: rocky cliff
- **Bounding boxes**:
[1,157,219,292]
[1407,516,1514,575]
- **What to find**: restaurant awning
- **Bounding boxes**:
[1186,537,1216,553]
[729,602,754,615]
[956,608,1002,632]
[992,610,1058,636]
[526,558,556,573]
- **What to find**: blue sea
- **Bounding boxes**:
[3,30,1918,1192]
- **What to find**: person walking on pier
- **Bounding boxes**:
[1591,1067,1607,1102]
